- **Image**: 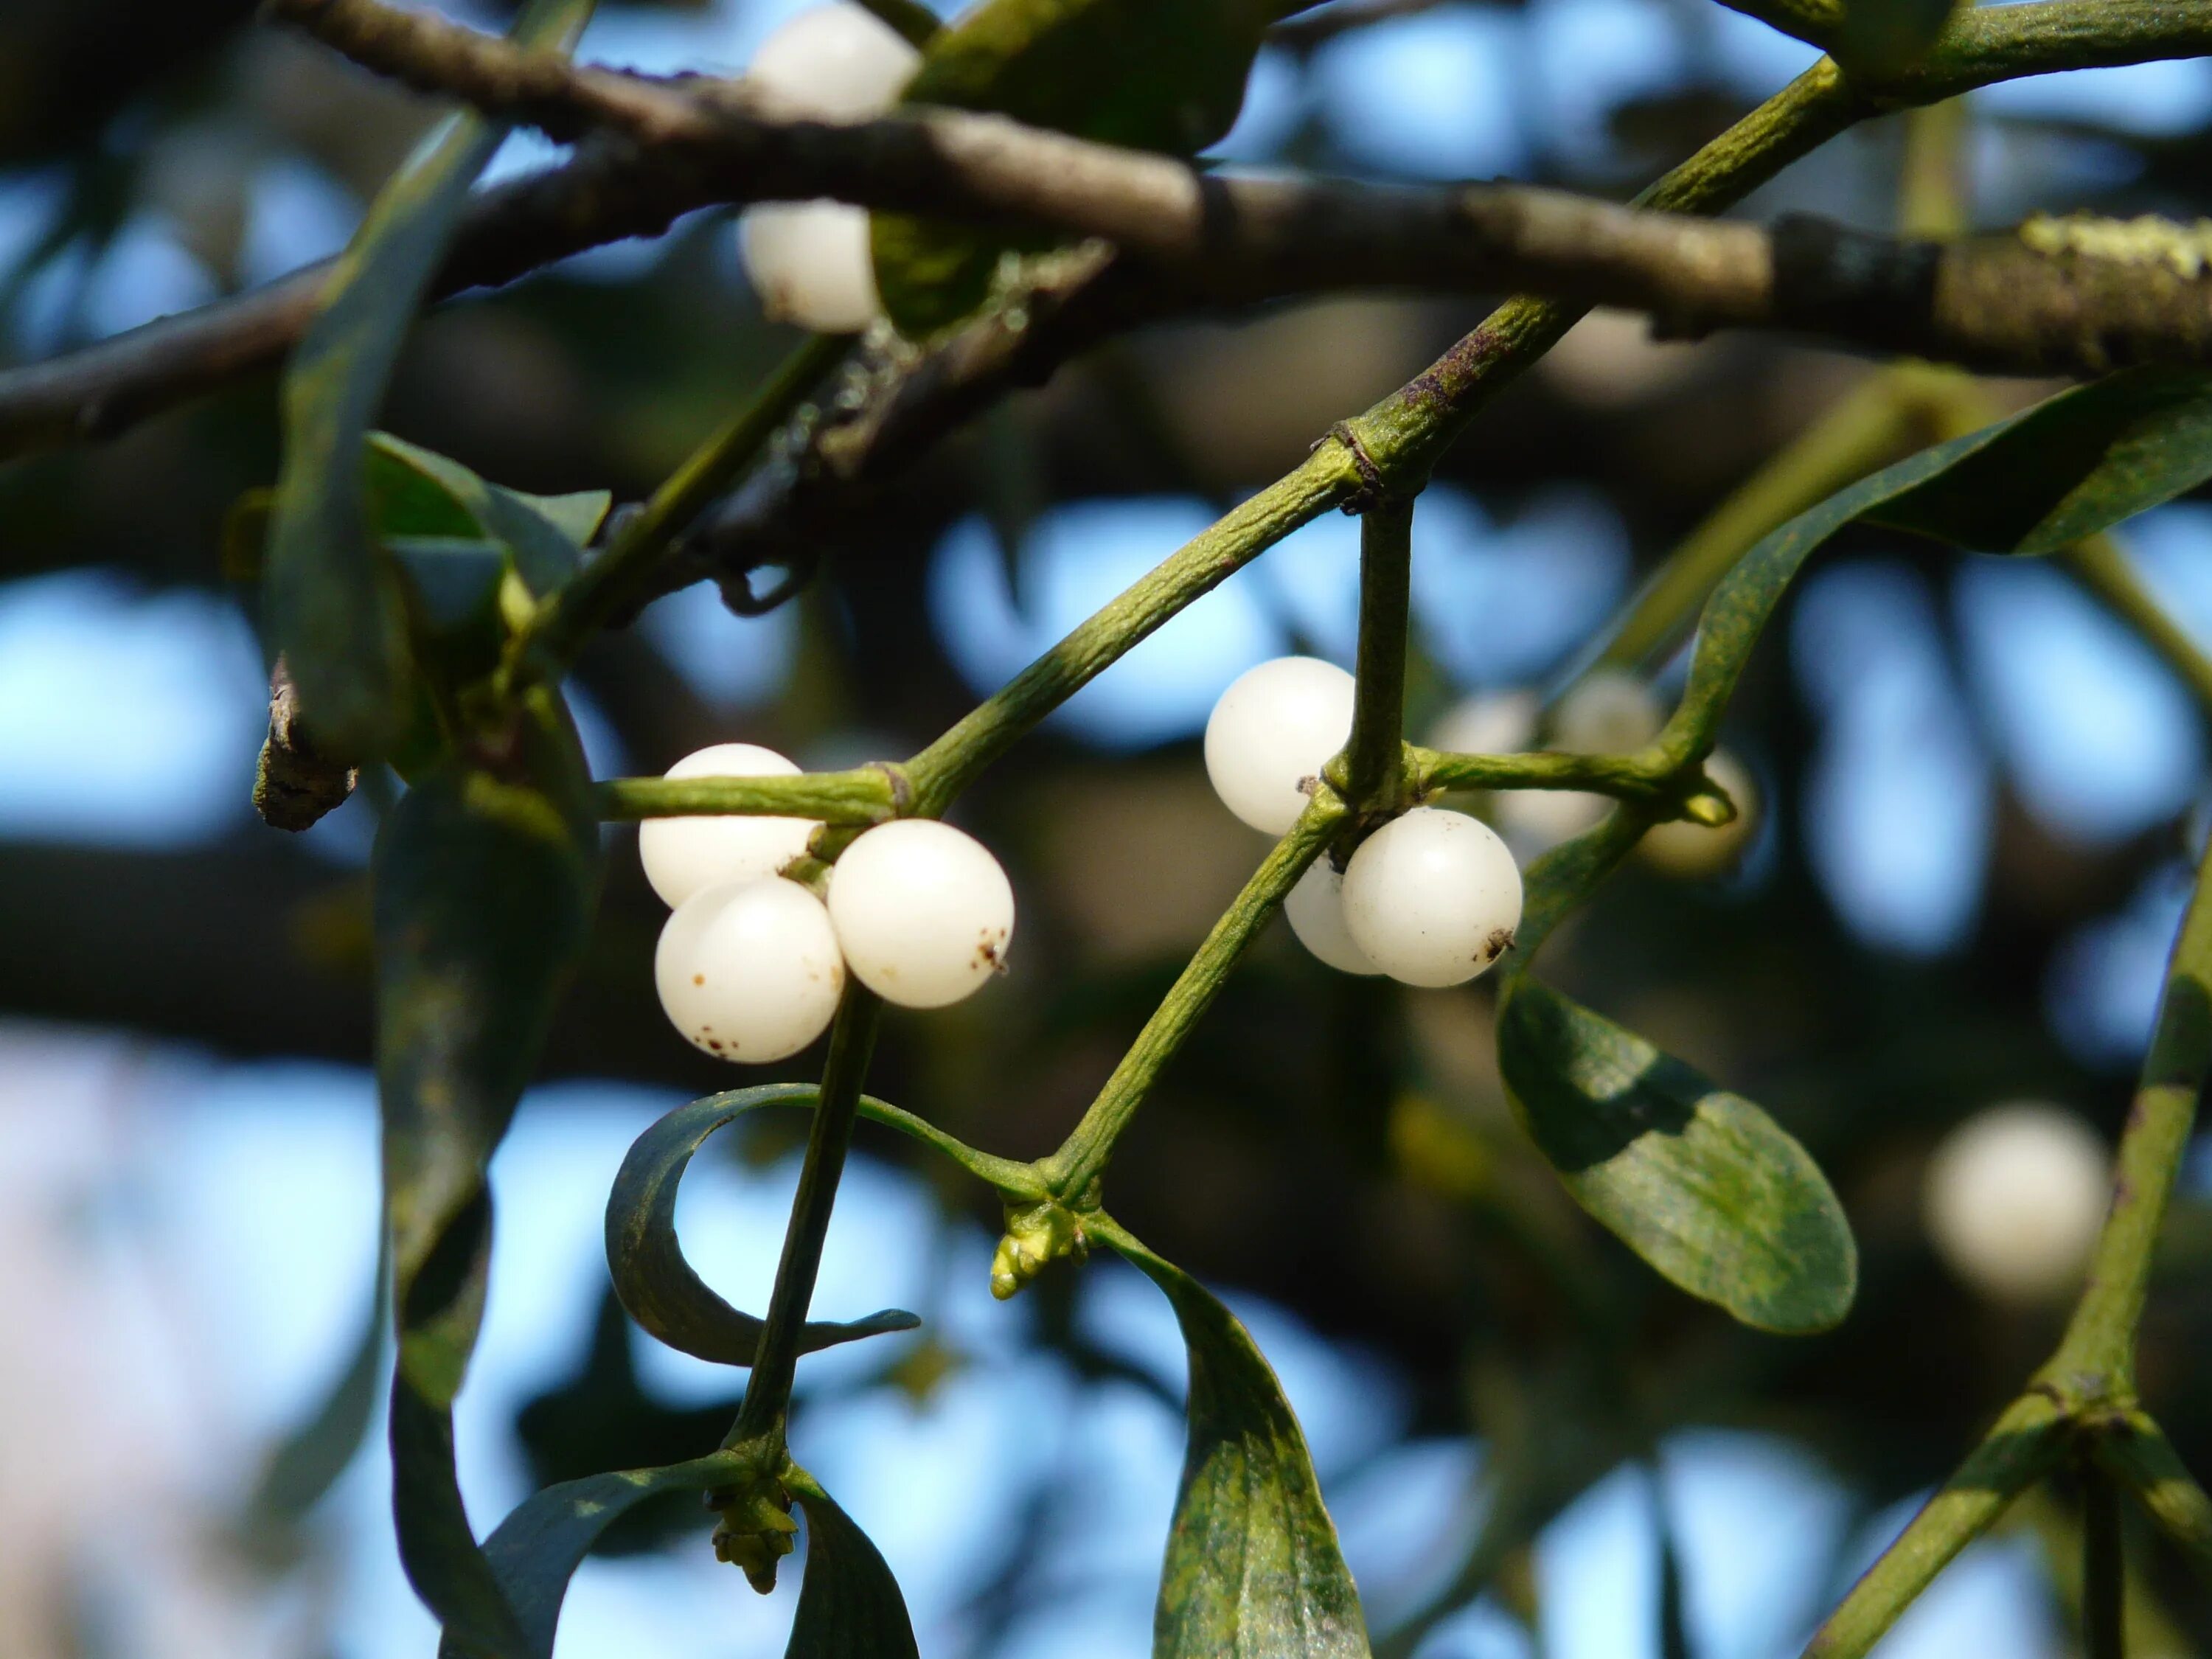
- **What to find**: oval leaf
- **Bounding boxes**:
[375,688,602,1655]
[451,1453,741,1659]
[1496,981,1855,1334]
[785,1467,922,1659]
[872,0,1272,336]
[1093,1219,1371,1659]
[606,1086,921,1367]
[263,0,595,757]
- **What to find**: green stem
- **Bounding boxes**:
[2095,1411,2212,1587]
[2061,535,2212,726]
[597,765,904,826]
[1412,745,1670,800]
[2082,1460,2126,1659]
[1898,98,1972,238]
[2046,838,2212,1388]
[1711,0,1841,52]
[726,986,883,1451]
[905,446,1360,812]
[1340,495,1415,814]
[516,332,849,679]
[1595,373,1925,675]
[1041,796,1346,1198]
[1800,1391,2067,1659]
[850,0,939,47]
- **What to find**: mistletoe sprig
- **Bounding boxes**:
[184,0,2212,1653]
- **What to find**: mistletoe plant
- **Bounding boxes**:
[21,0,2212,1653]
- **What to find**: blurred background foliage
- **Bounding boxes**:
[7,0,2212,1655]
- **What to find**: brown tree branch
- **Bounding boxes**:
[243,0,2212,378]
[4,0,2209,467]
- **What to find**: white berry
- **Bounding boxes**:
[1204,656,1357,835]
[1428,689,1539,759]
[827,819,1015,1009]
[740,204,882,333]
[1342,807,1523,987]
[748,3,919,120]
[1550,669,1664,754]
[1284,859,1383,976]
[737,4,920,335]
[1641,749,1759,879]
[1923,1103,2110,1305]
[655,878,845,1062]
[638,743,817,909]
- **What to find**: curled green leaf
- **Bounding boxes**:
[1496,980,1856,1335]
[605,1085,922,1367]
[1093,1217,1371,1659]
[784,1465,922,1658]
[456,1453,742,1659]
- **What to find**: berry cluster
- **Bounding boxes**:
[1203,656,1526,987]
[644,744,1015,1061]
[737,4,921,333]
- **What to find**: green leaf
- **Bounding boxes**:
[1495,981,1856,1335]
[262,0,596,757]
[369,432,599,597]
[454,1453,741,1659]
[1672,369,2212,758]
[605,1085,922,1368]
[1093,1218,1371,1659]
[871,0,1271,336]
[386,537,509,641]
[784,1466,923,1659]
[375,686,603,1657]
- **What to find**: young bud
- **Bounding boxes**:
[990,1198,1091,1300]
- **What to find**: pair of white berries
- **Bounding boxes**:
[1203,658,1526,987]
[737,5,921,333]
[1921,1102,2110,1305]
[643,744,1015,1062]
[1433,672,1758,878]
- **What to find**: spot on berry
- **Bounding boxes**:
[1483,927,1515,962]
[693,973,706,986]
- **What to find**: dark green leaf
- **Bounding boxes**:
[1496,981,1856,1335]
[605,1085,920,1367]
[369,432,598,597]
[871,0,1271,335]
[375,686,602,1657]
[1672,369,2212,757]
[262,0,595,757]
[452,1453,741,1659]
[386,538,509,640]
[785,1466,922,1659]
[1094,1219,1371,1659]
